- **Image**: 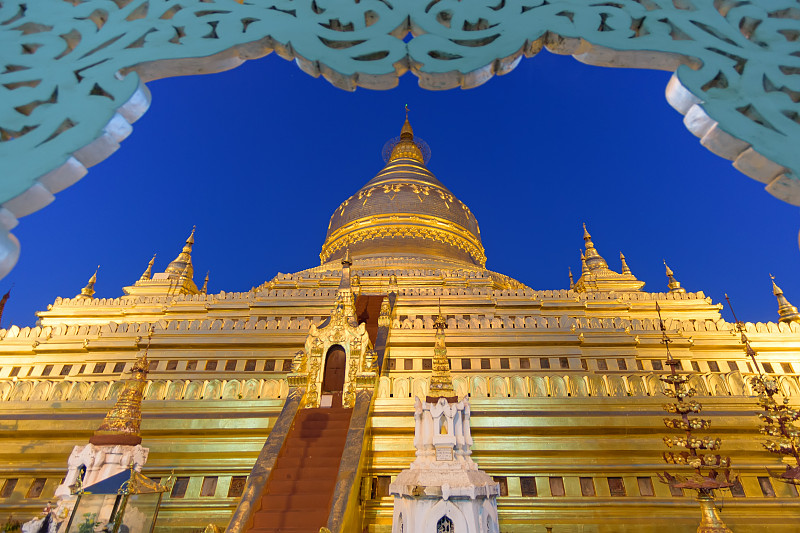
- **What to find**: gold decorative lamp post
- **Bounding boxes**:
[655,304,736,533]
[727,292,800,485]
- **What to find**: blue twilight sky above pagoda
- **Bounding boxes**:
[2,51,798,326]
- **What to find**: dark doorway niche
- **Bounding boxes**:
[323,344,346,408]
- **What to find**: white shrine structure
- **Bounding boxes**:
[22,351,152,532]
[390,313,499,533]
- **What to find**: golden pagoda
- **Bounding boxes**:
[772,275,800,324]
[90,347,149,446]
[75,268,98,300]
[0,115,799,532]
[426,306,456,402]
[572,224,645,293]
[665,261,687,294]
[123,228,199,297]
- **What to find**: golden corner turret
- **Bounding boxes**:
[123,228,200,297]
[201,271,210,294]
[319,109,486,268]
[74,267,98,300]
[426,305,456,403]
[664,261,687,294]
[89,339,150,446]
[771,274,800,324]
[139,254,156,281]
[572,224,645,293]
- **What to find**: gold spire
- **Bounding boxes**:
[664,261,686,294]
[568,267,574,289]
[122,229,199,297]
[573,225,645,293]
[139,254,156,281]
[580,251,589,275]
[389,106,424,163]
[582,223,609,271]
[201,271,209,294]
[620,252,632,276]
[165,226,195,280]
[771,274,800,323]
[427,302,456,401]
[76,267,98,299]
[401,104,413,139]
[90,331,151,446]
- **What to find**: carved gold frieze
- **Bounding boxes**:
[320,213,486,267]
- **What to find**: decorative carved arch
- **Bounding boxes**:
[569,375,589,397]
[423,500,469,533]
[588,375,607,397]
[0,1,798,277]
[549,375,568,397]
[707,374,729,396]
[29,381,51,401]
[510,376,527,398]
[627,375,647,397]
[165,380,186,400]
[727,371,746,396]
[688,375,709,396]
[222,379,241,399]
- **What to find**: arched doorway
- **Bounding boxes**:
[322,345,346,408]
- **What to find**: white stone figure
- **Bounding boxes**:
[54,443,149,498]
[21,502,59,533]
[390,396,499,533]
[38,443,149,533]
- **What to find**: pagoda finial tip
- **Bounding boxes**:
[771,274,800,323]
[664,260,685,293]
[201,271,210,294]
[400,106,414,140]
[619,252,632,276]
[77,266,99,299]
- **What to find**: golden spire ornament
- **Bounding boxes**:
[426,302,456,402]
[771,274,800,324]
[582,223,609,271]
[165,226,195,278]
[139,254,156,281]
[201,271,210,294]
[619,252,632,276]
[568,267,574,289]
[90,330,152,446]
[580,251,589,275]
[664,261,686,294]
[76,267,99,299]
[389,106,424,163]
[656,303,734,533]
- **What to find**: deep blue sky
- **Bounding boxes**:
[3,51,798,327]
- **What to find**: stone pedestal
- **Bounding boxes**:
[390,397,499,533]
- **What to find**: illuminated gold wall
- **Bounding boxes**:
[0,261,799,531]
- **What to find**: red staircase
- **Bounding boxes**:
[247,407,353,533]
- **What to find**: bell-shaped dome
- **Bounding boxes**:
[320,114,485,267]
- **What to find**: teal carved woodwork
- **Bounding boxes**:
[0,0,798,277]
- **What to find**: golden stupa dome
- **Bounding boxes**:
[320,113,485,267]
